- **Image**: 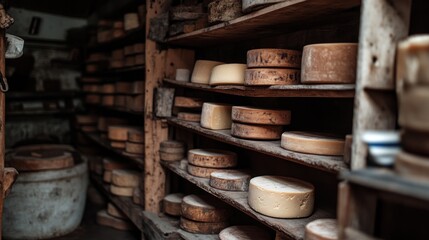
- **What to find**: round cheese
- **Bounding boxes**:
[209,170,251,191]
[124,45,134,55]
[110,141,126,149]
[232,106,291,125]
[402,130,429,156]
[103,170,112,183]
[103,158,130,171]
[178,112,201,122]
[128,129,144,143]
[130,95,144,112]
[395,150,429,183]
[110,59,124,69]
[181,194,229,222]
[191,60,224,84]
[281,131,345,156]
[219,225,271,240]
[102,95,115,106]
[133,188,143,205]
[301,43,358,84]
[188,149,237,168]
[112,169,140,187]
[180,217,229,234]
[248,176,315,218]
[115,82,133,94]
[124,13,140,31]
[97,210,133,231]
[134,43,145,54]
[110,184,134,197]
[174,96,203,108]
[163,193,185,216]
[187,164,221,178]
[231,123,283,140]
[176,69,191,82]
[125,142,144,154]
[245,68,300,86]
[201,103,232,130]
[305,218,338,240]
[108,126,139,141]
[160,140,185,149]
[10,150,74,171]
[101,84,115,94]
[209,64,247,86]
[160,151,185,161]
[247,49,301,68]
[112,49,125,59]
[107,203,127,219]
[399,88,429,132]
[160,147,185,154]
[76,115,98,125]
[85,94,101,104]
[81,125,98,133]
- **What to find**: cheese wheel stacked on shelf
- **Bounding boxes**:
[76,114,98,133]
[112,21,125,39]
[110,169,140,197]
[281,131,345,156]
[97,208,134,231]
[159,140,186,161]
[10,148,75,172]
[245,49,301,86]
[174,96,203,122]
[219,225,271,240]
[209,64,247,85]
[102,158,131,183]
[209,169,252,191]
[231,106,291,140]
[110,48,125,69]
[201,102,233,130]
[124,12,140,31]
[108,126,140,150]
[123,128,144,158]
[187,149,237,178]
[305,219,338,240]
[180,194,230,234]
[163,193,185,216]
[395,35,429,183]
[191,60,224,84]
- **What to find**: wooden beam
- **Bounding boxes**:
[0,29,5,239]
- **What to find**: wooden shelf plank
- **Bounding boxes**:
[167,0,360,46]
[91,175,144,231]
[164,79,355,98]
[168,118,346,173]
[162,161,333,240]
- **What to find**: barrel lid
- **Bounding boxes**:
[9,149,75,171]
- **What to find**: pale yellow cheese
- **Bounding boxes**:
[219,225,271,240]
[191,60,224,84]
[209,64,247,86]
[112,169,140,187]
[305,218,338,240]
[124,13,140,31]
[200,102,232,130]
[248,176,314,218]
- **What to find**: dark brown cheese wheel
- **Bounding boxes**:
[114,95,127,108]
[188,149,237,168]
[125,142,144,154]
[231,123,283,140]
[163,193,185,216]
[402,130,429,156]
[115,82,133,94]
[101,84,115,94]
[110,141,126,149]
[102,95,115,106]
[232,106,291,125]
[124,45,134,56]
[181,194,229,222]
[209,170,251,191]
[180,217,229,234]
[244,68,300,86]
[81,125,98,133]
[97,210,134,231]
[10,149,74,171]
[188,164,221,178]
[247,49,302,68]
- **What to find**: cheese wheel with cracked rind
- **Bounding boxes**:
[103,170,112,183]
[97,210,133,231]
[178,112,201,122]
[281,131,345,156]
[395,150,429,183]
[163,193,185,216]
[245,68,300,86]
[127,129,144,143]
[399,88,429,132]
[219,225,271,240]
[125,142,144,154]
[201,103,232,130]
[85,94,101,104]
[231,123,283,140]
[191,60,224,84]
[107,203,127,219]
[301,43,357,84]
[210,170,251,191]
[180,217,229,234]
[247,48,301,68]
[187,164,220,178]
[110,184,134,197]
[10,150,74,171]
[401,130,429,156]
[209,64,247,86]
[188,149,237,168]
[248,176,315,218]
[112,169,140,187]
[174,96,203,108]
[305,218,338,240]
[232,106,291,125]
[181,194,229,222]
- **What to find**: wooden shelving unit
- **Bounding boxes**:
[88,27,146,51]
[87,104,144,116]
[85,65,145,77]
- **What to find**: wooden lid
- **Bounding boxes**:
[10,149,74,171]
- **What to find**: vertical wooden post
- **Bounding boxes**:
[0,29,5,239]
[352,0,412,169]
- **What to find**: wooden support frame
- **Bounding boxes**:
[0,30,5,239]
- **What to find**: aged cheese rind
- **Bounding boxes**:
[245,68,300,86]
[178,112,201,122]
[209,170,251,191]
[161,140,186,149]
[108,126,139,141]
[174,96,203,108]
[107,203,127,219]
[399,88,429,132]
[201,103,232,130]
[112,169,140,187]
[110,184,134,197]
[281,131,345,156]
[191,60,224,84]
[110,141,126,149]
[125,142,144,154]
[188,149,237,168]
[231,123,283,140]
[180,217,229,234]
[305,218,338,240]
[301,43,358,84]
[160,151,185,161]
[247,49,302,68]
[97,210,133,231]
[219,225,271,240]
[395,150,429,183]
[209,64,247,86]
[248,176,315,218]
[127,129,144,143]
[163,193,185,216]
[232,106,291,125]
[181,194,229,222]
[187,164,220,178]
[402,130,429,156]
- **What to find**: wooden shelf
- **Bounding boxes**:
[91,175,144,231]
[167,0,360,47]
[87,104,144,116]
[162,161,333,240]
[168,118,346,173]
[81,131,144,167]
[88,27,145,51]
[86,65,145,76]
[164,79,355,98]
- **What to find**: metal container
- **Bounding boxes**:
[3,158,88,239]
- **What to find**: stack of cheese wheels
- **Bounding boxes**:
[110,48,125,69]
[102,158,130,183]
[191,60,224,84]
[175,96,203,122]
[163,193,185,216]
[245,48,301,86]
[281,131,345,156]
[187,149,237,178]
[9,148,75,172]
[305,219,338,240]
[124,128,144,159]
[101,83,116,107]
[301,43,358,84]
[248,176,315,218]
[97,203,133,231]
[159,140,186,161]
[76,114,98,133]
[108,126,139,150]
[201,103,233,130]
[231,106,291,140]
[209,63,247,85]
[110,169,140,197]
[180,194,230,234]
[209,169,252,191]
[219,225,271,240]
[395,35,429,183]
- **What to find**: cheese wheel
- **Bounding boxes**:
[85,94,101,104]
[247,49,301,68]
[163,193,185,216]
[232,106,291,125]
[180,217,229,234]
[107,203,127,219]
[81,125,98,133]
[124,45,134,55]
[209,64,247,86]
[248,176,315,218]
[191,60,224,84]
[114,95,126,107]
[113,21,124,29]
[160,151,185,161]
[402,130,429,156]
[115,82,133,94]
[219,225,271,240]
[103,158,130,171]
[112,169,140,187]
[231,123,283,140]
[188,149,237,168]
[134,43,145,54]
[245,68,300,86]
[125,56,135,67]
[176,69,191,82]
[76,115,98,125]
[10,150,74,171]
[133,188,142,205]
[108,126,138,141]
[110,59,124,69]
[305,219,338,240]
[161,140,186,149]
[124,13,140,31]
[174,96,203,108]
[178,112,201,122]
[102,84,116,94]
[103,170,112,183]
[125,142,144,154]
[112,49,125,59]
[102,95,115,106]
[395,150,429,183]
[210,170,251,191]
[201,103,232,130]
[110,184,134,197]
[130,95,144,112]
[160,147,185,154]
[128,129,144,143]
[281,131,345,156]
[187,164,221,178]
[110,141,126,149]
[97,210,133,231]
[301,43,357,84]
[181,194,229,222]
[399,88,429,132]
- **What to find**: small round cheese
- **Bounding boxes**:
[201,103,232,130]
[101,83,115,94]
[124,13,140,31]
[81,125,98,133]
[210,170,251,191]
[187,164,220,178]
[97,210,133,231]
[115,82,133,94]
[219,225,271,240]
[10,150,74,171]
[232,106,291,125]
[188,149,237,168]
[395,150,429,183]
[247,48,301,68]
[181,194,229,222]
[231,123,283,140]
[134,43,145,54]
[178,112,201,122]
[209,64,247,86]
[163,193,185,216]
[112,169,140,187]
[245,68,300,86]
[180,217,229,234]
[191,60,224,84]
[248,176,315,218]
[108,126,139,141]
[102,95,115,106]
[176,69,191,82]
[110,184,134,197]
[281,131,345,156]
[107,203,127,219]
[305,219,338,240]
[161,140,186,149]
